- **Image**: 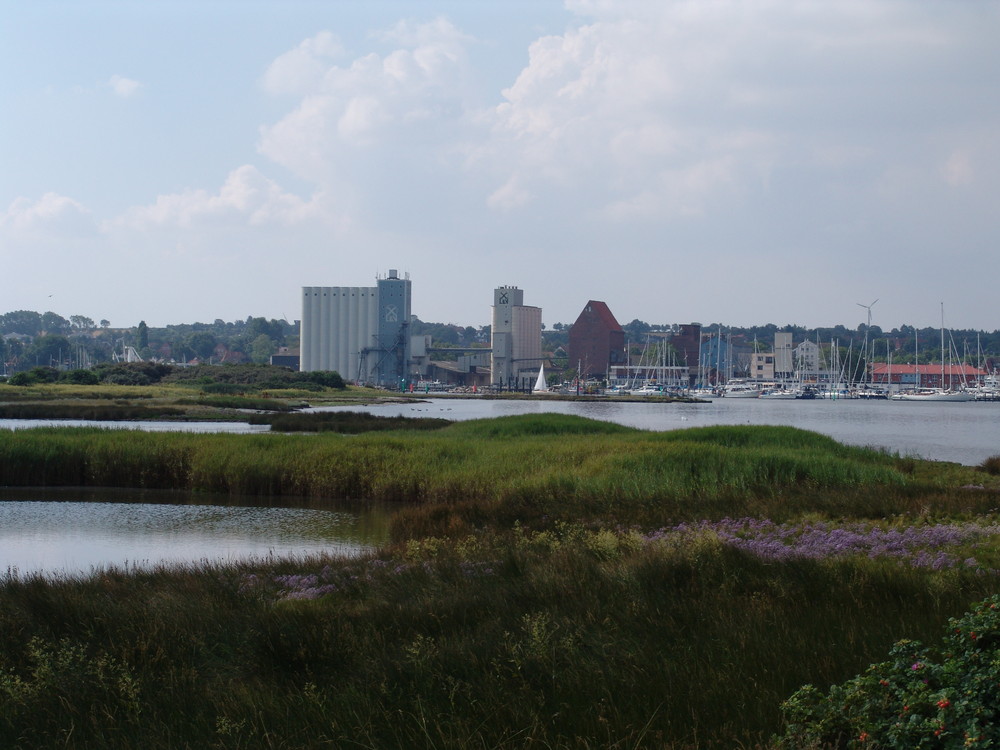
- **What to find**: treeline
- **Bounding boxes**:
[1,311,296,373]
[5,308,999,376]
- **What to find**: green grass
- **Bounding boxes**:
[2,414,1000,748]
[1,533,998,748]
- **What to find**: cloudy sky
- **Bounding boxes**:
[2,1,998,331]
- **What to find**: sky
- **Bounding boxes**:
[2,0,998,332]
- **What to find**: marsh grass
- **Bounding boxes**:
[0,403,185,420]
[2,531,999,748]
[2,414,1000,747]
[251,410,454,433]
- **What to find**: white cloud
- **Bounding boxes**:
[261,31,344,96]
[0,193,96,238]
[257,18,475,184]
[108,74,142,97]
[111,166,329,230]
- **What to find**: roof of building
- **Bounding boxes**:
[574,300,623,331]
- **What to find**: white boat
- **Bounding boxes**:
[689,387,717,399]
[893,388,975,402]
[721,380,760,398]
[855,388,888,400]
[628,383,667,397]
[759,388,799,400]
[891,305,975,403]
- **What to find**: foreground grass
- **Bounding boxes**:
[2,414,1000,747]
[2,532,999,748]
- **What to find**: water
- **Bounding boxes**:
[311,396,1000,466]
[0,489,389,579]
[0,419,269,433]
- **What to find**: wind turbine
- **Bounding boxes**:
[857,298,878,330]
[856,299,879,388]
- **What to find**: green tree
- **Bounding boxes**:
[69,315,95,330]
[40,311,69,334]
[26,335,72,368]
[250,334,275,364]
[185,331,217,361]
[137,321,149,350]
[0,310,42,336]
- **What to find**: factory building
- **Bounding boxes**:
[300,270,412,387]
[491,286,542,389]
[567,300,626,380]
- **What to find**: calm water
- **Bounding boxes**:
[313,396,1000,466]
[0,489,389,579]
[0,419,269,433]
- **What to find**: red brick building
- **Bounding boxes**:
[567,301,626,380]
[870,363,986,389]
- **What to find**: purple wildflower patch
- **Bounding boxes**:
[646,518,1000,570]
[252,556,500,602]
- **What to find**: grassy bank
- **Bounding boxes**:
[0,380,409,422]
[2,415,1000,748]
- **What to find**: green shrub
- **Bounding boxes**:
[7,366,59,385]
[59,369,99,385]
[980,455,1000,476]
[776,594,1000,748]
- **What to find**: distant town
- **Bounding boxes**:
[3,276,999,401]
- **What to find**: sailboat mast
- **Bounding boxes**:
[940,302,946,390]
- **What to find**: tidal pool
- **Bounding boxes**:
[0,488,390,579]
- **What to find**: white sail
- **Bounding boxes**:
[533,364,548,392]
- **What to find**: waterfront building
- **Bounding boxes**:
[794,340,824,381]
[870,363,986,390]
[567,300,626,380]
[774,332,794,379]
[300,270,412,386]
[491,286,542,389]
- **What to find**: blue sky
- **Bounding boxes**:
[2,1,998,331]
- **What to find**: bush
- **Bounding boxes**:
[6,366,59,386]
[101,371,152,386]
[776,594,1000,748]
[95,362,172,385]
[299,370,345,389]
[980,455,1000,476]
[59,369,99,385]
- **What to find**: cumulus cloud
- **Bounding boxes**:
[108,74,142,97]
[0,193,97,238]
[470,0,998,222]
[111,165,329,230]
[261,31,344,96]
[257,18,474,183]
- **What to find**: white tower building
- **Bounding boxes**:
[491,286,542,388]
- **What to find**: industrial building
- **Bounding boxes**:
[567,301,626,380]
[300,270,412,386]
[491,286,542,389]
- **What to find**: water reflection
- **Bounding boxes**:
[0,488,390,579]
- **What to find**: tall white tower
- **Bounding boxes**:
[491,286,542,388]
[491,286,522,387]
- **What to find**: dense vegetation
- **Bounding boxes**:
[4,362,344,391]
[2,415,1000,747]
[0,312,295,372]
